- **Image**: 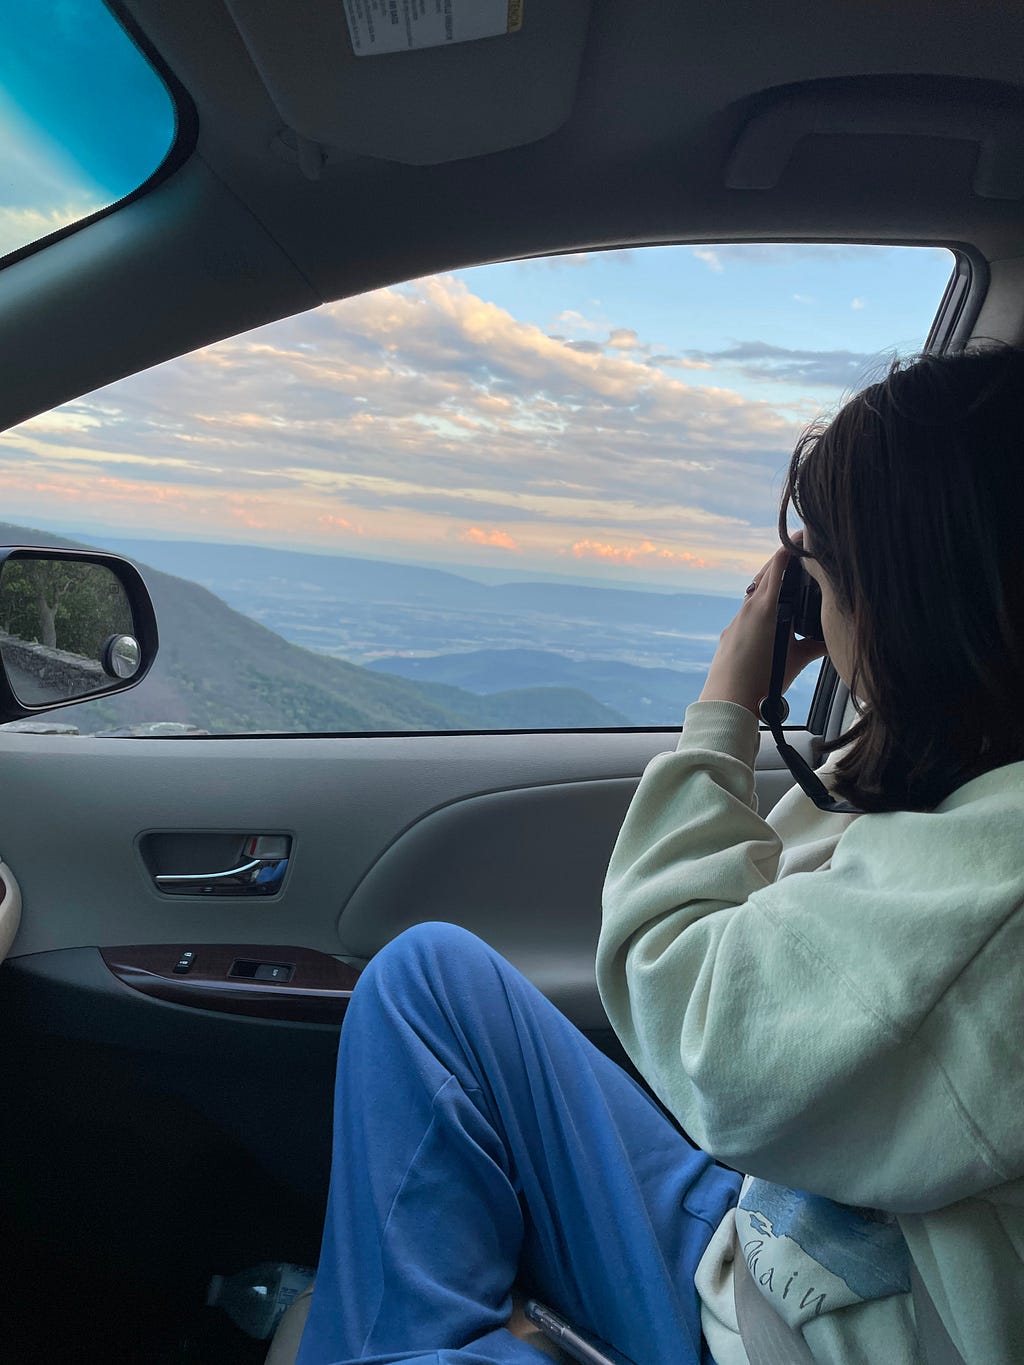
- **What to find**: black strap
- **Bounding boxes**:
[765,715,861,814]
[759,562,860,815]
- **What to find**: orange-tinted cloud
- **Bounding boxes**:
[461,526,519,550]
[318,513,361,533]
[571,538,707,568]
[0,470,194,515]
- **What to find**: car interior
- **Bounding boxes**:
[2,1,1023,1361]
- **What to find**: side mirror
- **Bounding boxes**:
[0,547,158,721]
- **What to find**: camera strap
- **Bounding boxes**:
[758,561,860,815]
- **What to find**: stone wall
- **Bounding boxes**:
[0,630,107,697]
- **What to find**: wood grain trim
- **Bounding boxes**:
[100,943,360,1023]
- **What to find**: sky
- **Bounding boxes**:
[0,244,953,592]
[0,7,954,595]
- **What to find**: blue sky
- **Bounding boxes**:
[472,244,951,409]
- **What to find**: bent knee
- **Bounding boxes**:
[363,921,494,993]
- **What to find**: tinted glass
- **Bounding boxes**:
[0,0,177,261]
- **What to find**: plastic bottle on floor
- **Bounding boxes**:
[206,1262,316,1339]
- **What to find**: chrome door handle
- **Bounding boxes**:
[156,859,266,885]
[154,848,290,896]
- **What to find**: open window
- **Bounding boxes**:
[0,242,956,736]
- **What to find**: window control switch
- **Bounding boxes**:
[174,950,195,974]
[254,962,293,984]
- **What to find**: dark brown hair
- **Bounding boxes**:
[779,346,1024,813]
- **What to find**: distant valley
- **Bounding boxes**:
[0,528,817,734]
[367,649,710,725]
[98,537,755,727]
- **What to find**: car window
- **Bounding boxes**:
[0,243,954,736]
[0,0,177,263]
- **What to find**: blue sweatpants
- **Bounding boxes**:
[296,923,741,1365]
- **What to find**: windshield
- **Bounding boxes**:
[0,0,177,262]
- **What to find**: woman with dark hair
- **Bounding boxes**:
[293,348,1023,1365]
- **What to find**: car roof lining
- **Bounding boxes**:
[3,0,1024,427]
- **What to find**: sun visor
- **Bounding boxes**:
[224,0,593,166]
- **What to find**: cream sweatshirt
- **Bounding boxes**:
[597,701,1024,1365]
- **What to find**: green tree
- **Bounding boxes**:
[0,559,132,658]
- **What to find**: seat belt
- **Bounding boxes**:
[732,1251,817,1365]
[909,1259,968,1365]
[733,1250,967,1365]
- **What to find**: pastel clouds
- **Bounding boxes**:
[461,526,520,550]
[0,201,102,258]
[319,513,362,534]
[0,272,815,588]
[572,539,707,567]
[608,327,641,350]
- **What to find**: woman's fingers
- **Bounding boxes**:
[746,545,790,600]
[701,543,822,713]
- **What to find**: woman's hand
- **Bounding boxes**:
[698,545,827,716]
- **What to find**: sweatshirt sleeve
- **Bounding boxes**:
[597,701,1007,1212]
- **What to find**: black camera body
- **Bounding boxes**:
[792,560,825,641]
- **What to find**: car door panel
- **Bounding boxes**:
[1,941,341,1201]
[0,728,802,974]
[0,725,803,1279]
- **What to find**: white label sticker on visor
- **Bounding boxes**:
[343,1,523,58]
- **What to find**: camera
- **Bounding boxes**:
[792,560,824,641]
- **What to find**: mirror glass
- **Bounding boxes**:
[0,557,138,706]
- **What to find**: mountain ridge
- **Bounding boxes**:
[369,647,705,724]
[0,524,627,733]
[95,536,734,634]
